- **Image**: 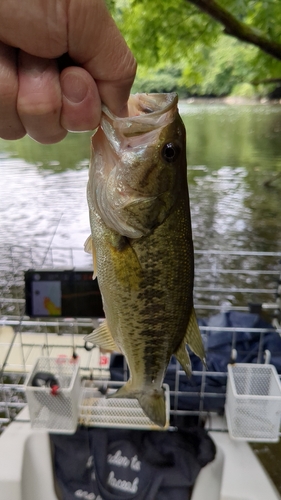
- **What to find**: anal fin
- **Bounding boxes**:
[185,307,206,367]
[84,321,121,353]
[174,307,206,376]
[174,344,192,378]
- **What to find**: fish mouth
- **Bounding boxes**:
[96,93,179,156]
[101,92,179,138]
[127,92,178,117]
[89,93,181,238]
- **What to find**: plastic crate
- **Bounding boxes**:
[79,381,170,430]
[225,363,281,442]
[25,356,81,433]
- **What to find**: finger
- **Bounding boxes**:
[0,42,25,140]
[97,76,135,118]
[0,1,67,58]
[17,51,67,144]
[68,0,137,116]
[60,67,101,132]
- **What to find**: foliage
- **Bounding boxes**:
[114,0,219,66]
[110,0,281,96]
[230,83,256,98]
[186,37,259,96]
[131,65,189,96]
[132,37,261,97]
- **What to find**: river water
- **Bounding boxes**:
[1,103,281,255]
[1,102,281,490]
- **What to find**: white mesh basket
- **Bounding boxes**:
[225,363,281,442]
[79,381,170,430]
[25,356,81,433]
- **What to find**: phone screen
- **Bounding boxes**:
[25,270,105,318]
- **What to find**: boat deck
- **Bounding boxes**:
[1,245,281,499]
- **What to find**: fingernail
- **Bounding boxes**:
[62,73,88,103]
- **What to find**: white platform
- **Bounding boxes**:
[192,430,281,500]
[0,409,280,500]
[0,325,105,375]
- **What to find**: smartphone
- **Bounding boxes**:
[24,269,104,318]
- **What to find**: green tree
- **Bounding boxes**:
[112,0,281,95]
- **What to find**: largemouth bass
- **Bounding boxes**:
[85,93,205,427]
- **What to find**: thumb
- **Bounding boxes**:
[67,0,137,116]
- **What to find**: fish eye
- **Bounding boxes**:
[161,143,180,163]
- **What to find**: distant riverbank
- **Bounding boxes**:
[180,96,281,106]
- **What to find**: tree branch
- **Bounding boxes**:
[187,0,281,61]
[252,77,281,86]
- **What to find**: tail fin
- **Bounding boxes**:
[136,390,166,428]
[108,382,166,428]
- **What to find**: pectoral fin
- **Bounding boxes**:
[84,321,121,353]
[84,235,97,279]
[84,235,92,254]
[109,236,142,290]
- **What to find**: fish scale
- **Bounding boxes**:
[85,93,206,427]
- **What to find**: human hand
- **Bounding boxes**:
[0,0,136,144]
